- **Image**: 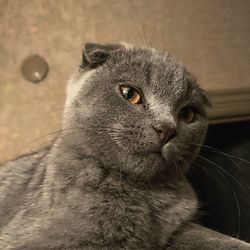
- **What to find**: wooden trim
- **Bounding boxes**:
[207,88,250,124]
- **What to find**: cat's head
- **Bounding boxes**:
[63,43,210,181]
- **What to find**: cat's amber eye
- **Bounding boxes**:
[179,106,197,123]
[120,85,142,105]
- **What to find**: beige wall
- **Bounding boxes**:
[1,0,250,162]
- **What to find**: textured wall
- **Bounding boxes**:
[1,0,250,162]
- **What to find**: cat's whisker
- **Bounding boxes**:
[192,143,250,165]
[46,141,89,168]
[192,142,247,180]
[232,189,241,239]
[191,143,241,178]
[191,162,241,239]
[119,164,122,195]
[17,127,83,155]
[174,161,181,178]
[197,155,247,194]
[44,106,73,115]
[127,0,148,48]
[33,106,79,119]
[191,162,209,178]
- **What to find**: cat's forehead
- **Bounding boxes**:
[108,48,195,103]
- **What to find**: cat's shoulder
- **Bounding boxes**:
[0,145,51,230]
[0,145,51,205]
[0,145,50,179]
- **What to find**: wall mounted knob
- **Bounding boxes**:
[21,54,49,83]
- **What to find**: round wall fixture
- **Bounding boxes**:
[21,54,49,83]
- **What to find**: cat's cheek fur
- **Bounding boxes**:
[65,70,96,108]
[63,69,99,130]
[180,118,208,162]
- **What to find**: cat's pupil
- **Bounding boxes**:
[126,88,134,100]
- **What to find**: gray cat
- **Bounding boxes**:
[1,43,250,249]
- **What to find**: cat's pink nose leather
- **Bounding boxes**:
[153,123,177,145]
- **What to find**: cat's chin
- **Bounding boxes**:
[138,151,186,181]
[159,143,183,166]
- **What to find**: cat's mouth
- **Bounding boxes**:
[148,148,169,163]
[135,140,179,163]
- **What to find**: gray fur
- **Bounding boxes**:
[1,43,249,249]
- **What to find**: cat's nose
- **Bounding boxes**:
[153,123,177,145]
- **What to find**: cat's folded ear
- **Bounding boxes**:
[80,43,127,69]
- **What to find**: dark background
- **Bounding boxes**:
[188,121,250,242]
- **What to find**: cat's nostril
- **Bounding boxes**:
[153,123,177,145]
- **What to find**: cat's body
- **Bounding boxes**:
[1,43,250,249]
[0,144,196,249]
